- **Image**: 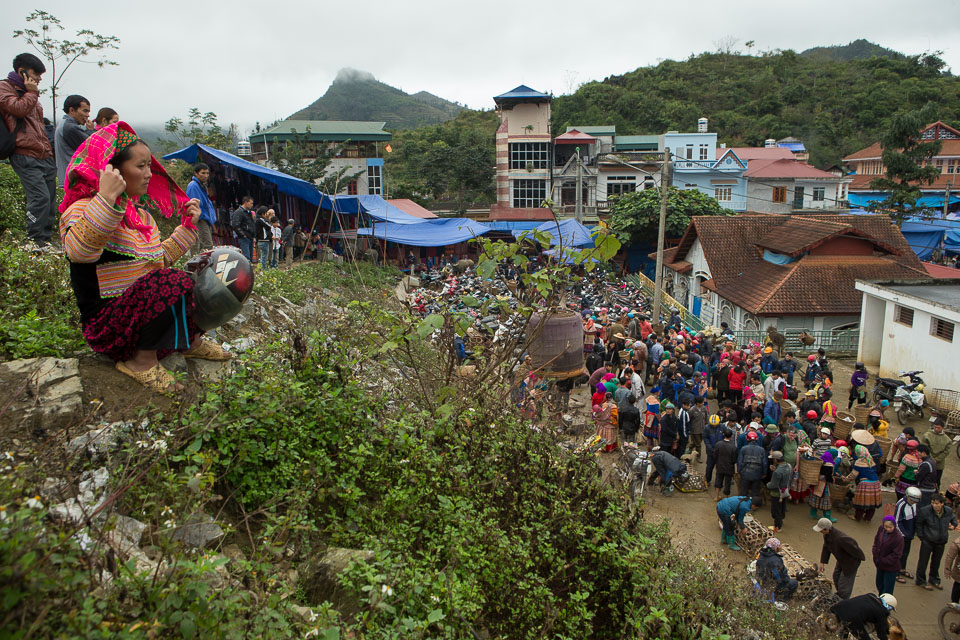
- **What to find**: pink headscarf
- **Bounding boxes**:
[59,121,192,240]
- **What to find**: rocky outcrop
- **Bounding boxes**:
[0,357,83,435]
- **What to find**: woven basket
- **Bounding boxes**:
[835,412,855,440]
[854,405,871,425]
[875,435,893,460]
[619,350,631,360]
[798,457,822,486]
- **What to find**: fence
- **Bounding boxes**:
[730,328,860,355]
[623,273,706,333]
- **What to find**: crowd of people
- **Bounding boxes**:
[512,291,960,636]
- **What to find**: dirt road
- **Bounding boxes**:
[571,358,958,639]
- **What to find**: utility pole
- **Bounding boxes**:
[652,148,671,326]
[945,178,953,219]
[575,146,583,222]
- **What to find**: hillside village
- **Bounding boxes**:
[3,17,960,640]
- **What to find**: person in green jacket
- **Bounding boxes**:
[921,418,952,490]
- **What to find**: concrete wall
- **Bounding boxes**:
[858,293,885,367]
[876,299,960,390]
[503,103,551,135]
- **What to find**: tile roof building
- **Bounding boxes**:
[656,213,928,332]
[843,121,960,213]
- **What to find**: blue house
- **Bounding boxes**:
[662,122,747,212]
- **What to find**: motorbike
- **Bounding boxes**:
[614,444,652,504]
[894,383,926,425]
[872,370,925,404]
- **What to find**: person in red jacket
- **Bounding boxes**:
[0,53,57,247]
[727,364,747,405]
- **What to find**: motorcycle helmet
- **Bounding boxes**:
[916,383,924,392]
[879,593,897,611]
[746,431,758,441]
[807,354,816,362]
[806,410,818,419]
[834,439,847,448]
[906,487,922,500]
[709,414,721,426]
[838,446,850,459]
[855,362,865,370]
[184,247,254,330]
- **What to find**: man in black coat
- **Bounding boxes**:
[815,518,865,599]
[713,426,738,500]
[659,403,679,454]
[822,593,895,640]
[618,395,642,443]
[915,493,958,589]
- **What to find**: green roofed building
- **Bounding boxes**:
[249,119,392,195]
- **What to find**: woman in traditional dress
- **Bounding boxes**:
[593,392,618,453]
[591,382,607,409]
[59,122,231,392]
[893,440,921,502]
[846,444,883,522]
[808,451,837,522]
[643,387,661,450]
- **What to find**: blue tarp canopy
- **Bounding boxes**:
[848,210,960,260]
[354,195,424,224]
[163,144,333,208]
[543,247,599,264]
[848,192,960,208]
[511,218,595,247]
[484,221,543,232]
[357,218,491,247]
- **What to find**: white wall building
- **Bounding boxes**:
[856,279,960,391]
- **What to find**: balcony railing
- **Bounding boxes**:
[598,151,664,165]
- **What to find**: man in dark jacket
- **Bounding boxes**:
[738,432,767,501]
[778,352,797,386]
[688,396,709,458]
[714,427,738,500]
[823,593,895,640]
[0,53,57,247]
[254,206,274,269]
[281,218,296,266]
[585,349,604,376]
[915,493,958,589]
[703,414,723,484]
[766,451,791,531]
[916,444,938,506]
[650,448,686,495]
[230,196,255,261]
[659,403,679,453]
[54,94,94,186]
[756,537,798,600]
[815,518,865,599]
[618,396,641,443]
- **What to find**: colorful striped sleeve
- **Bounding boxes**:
[162,224,198,266]
[60,196,125,264]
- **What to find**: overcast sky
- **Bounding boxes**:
[4,0,959,137]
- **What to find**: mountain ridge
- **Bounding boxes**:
[288,69,463,130]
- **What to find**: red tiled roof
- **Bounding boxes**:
[386,198,437,219]
[754,218,853,256]
[843,121,960,161]
[664,213,927,316]
[745,158,840,180]
[488,204,556,220]
[554,129,597,144]
[847,169,960,192]
[730,147,795,161]
[924,262,960,278]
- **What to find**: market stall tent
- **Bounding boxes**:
[357,218,491,247]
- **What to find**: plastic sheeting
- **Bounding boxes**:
[163,144,332,208]
[354,195,424,224]
[511,218,595,247]
[357,218,491,247]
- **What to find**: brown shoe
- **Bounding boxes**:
[183,339,232,361]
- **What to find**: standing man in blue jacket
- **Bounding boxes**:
[186,162,217,251]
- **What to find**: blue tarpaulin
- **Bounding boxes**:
[355,195,423,224]
[163,144,333,208]
[511,218,595,247]
[848,192,960,208]
[484,221,543,232]
[357,218,491,247]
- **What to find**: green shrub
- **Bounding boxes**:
[0,243,84,359]
[0,162,26,239]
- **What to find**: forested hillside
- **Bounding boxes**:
[290,69,463,130]
[800,39,905,63]
[551,49,960,166]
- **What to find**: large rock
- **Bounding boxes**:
[188,358,230,382]
[301,547,374,617]
[170,512,224,549]
[0,357,83,435]
[63,422,127,460]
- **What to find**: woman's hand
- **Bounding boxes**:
[184,199,201,226]
[99,163,126,203]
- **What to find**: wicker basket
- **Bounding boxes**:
[835,412,856,440]
[619,350,632,361]
[854,405,871,425]
[798,457,822,486]
[875,435,893,460]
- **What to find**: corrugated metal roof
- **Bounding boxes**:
[493,85,550,101]
[256,119,392,141]
[614,134,658,151]
[569,125,616,136]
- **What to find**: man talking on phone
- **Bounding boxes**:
[0,53,57,250]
